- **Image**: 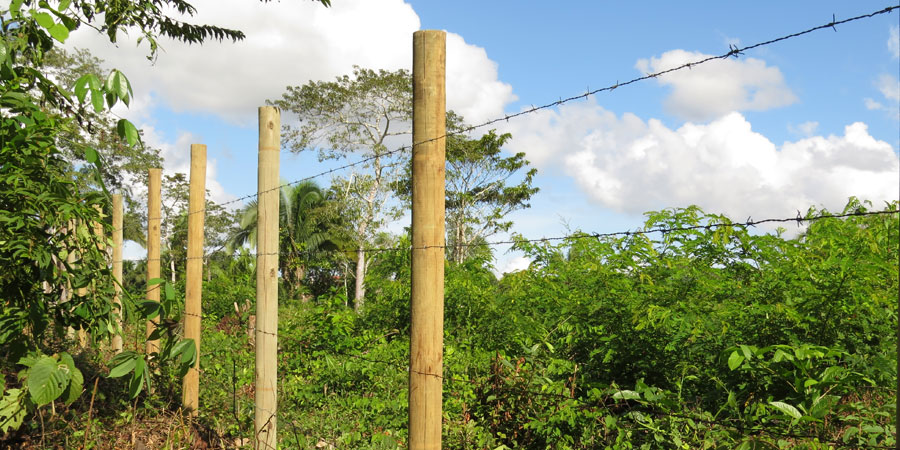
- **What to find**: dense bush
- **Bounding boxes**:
[189,199,899,448]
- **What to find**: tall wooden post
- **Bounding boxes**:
[111,194,124,353]
[409,29,446,450]
[255,106,280,450]
[183,144,206,415]
[147,168,162,355]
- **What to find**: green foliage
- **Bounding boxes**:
[397,112,540,264]
[204,249,257,319]
[186,200,898,448]
[273,66,414,311]
[106,278,197,398]
[227,180,340,300]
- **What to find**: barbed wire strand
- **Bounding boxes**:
[128,5,897,222]
[112,208,900,264]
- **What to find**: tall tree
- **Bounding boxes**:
[0,0,329,428]
[272,66,412,311]
[44,47,164,246]
[397,113,539,264]
[227,180,336,298]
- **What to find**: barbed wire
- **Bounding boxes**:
[129,4,897,223]
[112,208,900,264]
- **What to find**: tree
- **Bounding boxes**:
[397,113,539,264]
[227,180,337,299]
[272,66,412,312]
[44,47,164,246]
[0,0,328,431]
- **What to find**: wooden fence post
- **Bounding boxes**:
[183,144,207,415]
[255,106,280,450]
[111,194,124,353]
[409,29,446,450]
[147,168,162,355]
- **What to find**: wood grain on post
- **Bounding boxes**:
[183,144,206,415]
[147,168,162,355]
[409,29,446,450]
[111,194,124,353]
[255,106,280,450]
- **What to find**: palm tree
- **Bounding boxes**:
[226,180,336,298]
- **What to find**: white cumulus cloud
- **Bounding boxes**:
[64,0,514,126]
[446,33,517,124]
[635,50,797,121]
[65,0,419,124]
[503,100,899,222]
[500,255,532,274]
[140,127,234,206]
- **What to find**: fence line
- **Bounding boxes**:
[85,6,900,446]
[111,208,900,264]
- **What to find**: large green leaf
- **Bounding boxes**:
[612,390,640,400]
[73,74,91,103]
[26,356,69,406]
[90,88,104,112]
[0,389,27,434]
[769,401,802,420]
[169,338,197,365]
[48,23,69,42]
[137,301,161,320]
[84,146,99,164]
[128,357,147,398]
[727,350,744,371]
[107,352,138,378]
[116,119,139,147]
[58,353,83,406]
[30,11,55,29]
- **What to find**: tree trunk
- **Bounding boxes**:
[354,247,366,313]
[294,265,309,302]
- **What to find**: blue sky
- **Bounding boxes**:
[61,0,900,270]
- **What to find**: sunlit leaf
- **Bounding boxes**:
[26,356,69,406]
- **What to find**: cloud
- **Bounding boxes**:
[65,0,417,124]
[140,126,234,205]
[635,50,797,121]
[503,100,899,222]
[500,255,531,274]
[64,0,513,126]
[889,25,899,59]
[788,121,819,137]
[877,74,900,101]
[864,98,885,111]
[446,33,516,124]
[866,74,900,120]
